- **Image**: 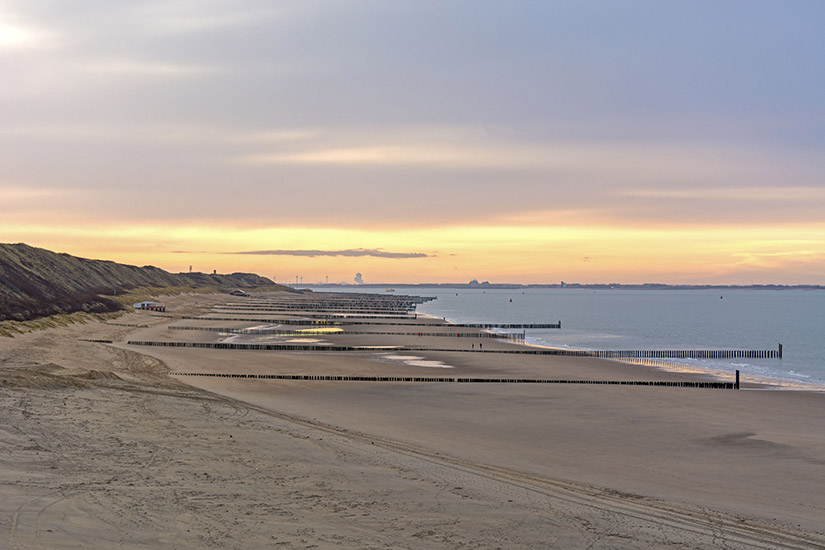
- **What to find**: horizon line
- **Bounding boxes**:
[282,282,825,289]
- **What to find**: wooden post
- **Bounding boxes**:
[735,369,740,390]
[778,343,783,359]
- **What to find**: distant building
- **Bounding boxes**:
[133,301,166,312]
[229,289,249,297]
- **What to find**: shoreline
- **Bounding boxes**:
[422,311,821,391]
[408,291,824,392]
[3,290,825,548]
[207,306,822,392]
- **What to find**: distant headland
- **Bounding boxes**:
[305,279,825,291]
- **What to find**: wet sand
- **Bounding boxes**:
[2,291,824,549]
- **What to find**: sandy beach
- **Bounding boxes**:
[2,290,824,549]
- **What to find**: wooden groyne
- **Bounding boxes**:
[456,323,561,329]
[128,340,782,359]
[585,348,782,359]
[206,313,417,320]
[182,316,560,329]
[229,294,437,313]
[167,325,526,341]
[216,306,418,314]
[182,316,422,325]
[128,341,401,351]
[253,293,436,303]
[226,303,422,308]
[225,313,419,320]
[238,293,435,304]
[170,372,734,389]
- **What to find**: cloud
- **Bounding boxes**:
[0,186,64,200]
[0,16,53,50]
[131,1,297,35]
[79,59,218,76]
[731,250,825,269]
[620,186,825,201]
[232,137,825,194]
[224,248,432,259]
[236,145,496,167]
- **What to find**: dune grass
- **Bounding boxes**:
[0,311,123,338]
[0,285,274,337]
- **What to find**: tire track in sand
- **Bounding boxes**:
[208,393,825,550]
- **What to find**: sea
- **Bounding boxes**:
[300,286,825,390]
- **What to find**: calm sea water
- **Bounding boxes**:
[302,286,825,389]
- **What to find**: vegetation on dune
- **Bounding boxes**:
[0,242,284,325]
[0,311,123,338]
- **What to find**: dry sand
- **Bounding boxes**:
[1,291,824,549]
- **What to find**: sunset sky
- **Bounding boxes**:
[2,1,824,284]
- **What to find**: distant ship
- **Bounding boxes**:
[385,288,395,292]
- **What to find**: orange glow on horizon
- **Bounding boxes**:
[2,220,823,285]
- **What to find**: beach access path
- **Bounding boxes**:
[2,290,824,549]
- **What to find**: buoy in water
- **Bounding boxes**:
[509,298,512,302]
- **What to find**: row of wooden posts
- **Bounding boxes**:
[241,293,436,303]
[128,340,780,359]
[217,306,419,314]
[167,325,526,340]
[181,315,560,329]
[586,347,782,359]
[220,313,419,320]
[170,372,735,389]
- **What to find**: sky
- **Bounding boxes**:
[1,0,824,285]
